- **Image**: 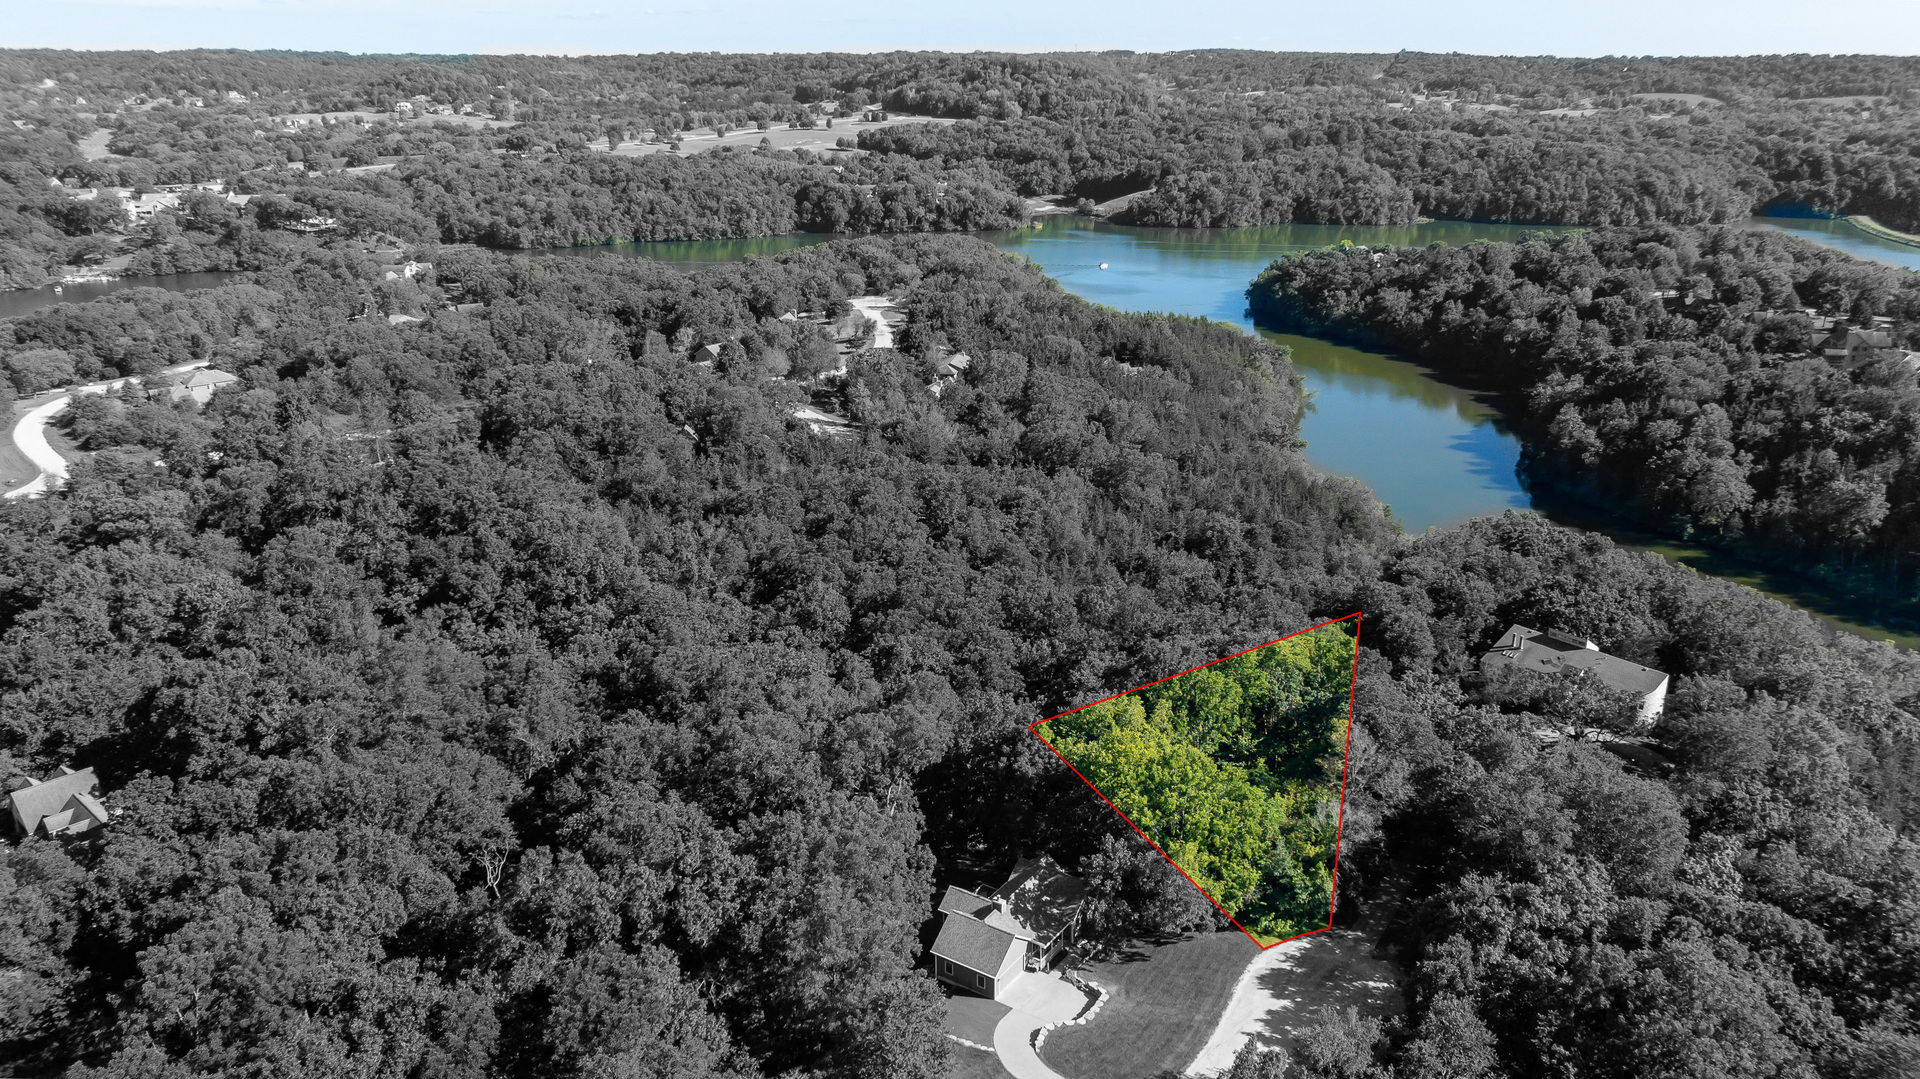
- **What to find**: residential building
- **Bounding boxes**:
[1482,624,1670,726]
[126,192,181,222]
[171,369,239,404]
[931,855,1088,1000]
[1818,325,1896,368]
[5,766,110,838]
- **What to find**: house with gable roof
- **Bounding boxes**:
[5,766,111,838]
[930,854,1088,1000]
[1818,325,1897,369]
[1482,624,1670,727]
[147,368,239,405]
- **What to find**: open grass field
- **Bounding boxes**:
[595,114,954,159]
[0,402,43,491]
[1040,931,1257,1079]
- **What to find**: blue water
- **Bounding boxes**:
[986,219,1565,531]
[1747,215,1920,271]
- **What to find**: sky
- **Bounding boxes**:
[3,0,1919,57]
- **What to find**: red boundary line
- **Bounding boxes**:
[1029,612,1363,951]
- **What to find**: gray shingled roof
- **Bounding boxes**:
[1483,624,1668,697]
[991,856,1090,942]
[931,914,1022,976]
[6,768,99,834]
[938,885,996,920]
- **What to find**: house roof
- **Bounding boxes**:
[6,767,99,834]
[939,884,1031,935]
[1482,624,1668,697]
[1820,328,1893,350]
[183,369,238,389]
[931,913,1024,976]
[990,855,1090,942]
[938,885,997,919]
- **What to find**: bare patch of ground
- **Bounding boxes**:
[596,114,954,159]
[1627,92,1723,108]
[77,128,119,161]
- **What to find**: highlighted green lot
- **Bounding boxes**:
[1037,621,1358,944]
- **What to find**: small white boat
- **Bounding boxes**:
[1098,262,1109,270]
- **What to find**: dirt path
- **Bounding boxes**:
[3,360,210,500]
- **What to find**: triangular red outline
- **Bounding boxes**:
[1028,612,1363,950]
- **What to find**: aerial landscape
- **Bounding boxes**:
[2,3,1920,1078]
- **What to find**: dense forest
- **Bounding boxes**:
[1248,225,1920,599]
[0,234,1916,1078]
[5,49,1920,288]
[1040,624,1358,942]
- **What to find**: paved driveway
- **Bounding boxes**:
[992,973,1091,1079]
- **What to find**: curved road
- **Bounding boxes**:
[3,360,210,500]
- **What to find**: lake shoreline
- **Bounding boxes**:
[12,215,1920,648]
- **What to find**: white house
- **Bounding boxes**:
[1482,624,1670,726]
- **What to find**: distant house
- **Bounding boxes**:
[286,215,340,233]
[1482,624,1670,726]
[1819,325,1896,368]
[934,351,971,378]
[931,855,1088,1000]
[5,766,110,838]
[126,192,181,222]
[149,368,238,405]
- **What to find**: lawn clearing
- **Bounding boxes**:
[944,991,1009,1046]
[948,1042,1015,1079]
[1040,932,1257,1079]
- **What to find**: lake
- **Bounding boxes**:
[983,216,1920,646]
[9,215,1919,643]
[1745,214,1920,272]
[983,218,1573,532]
[0,271,247,321]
